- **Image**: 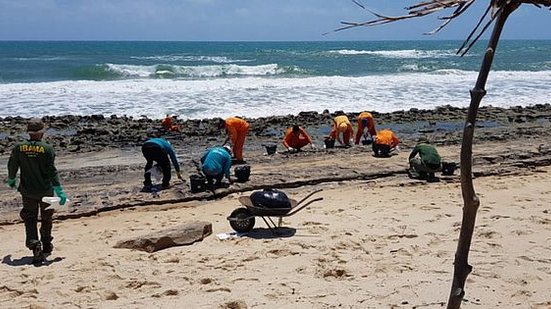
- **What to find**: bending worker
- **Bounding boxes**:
[328,115,353,147]
[355,111,377,145]
[7,118,68,264]
[219,117,249,163]
[409,139,441,180]
[161,114,180,132]
[372,129,400,157]
[283,125,314,152]
[141,137,183,191]
[200,146,233,187]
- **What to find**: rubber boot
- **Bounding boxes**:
[42,239,54,254]
[30,240,44,265]
[40,209,54,254]
[24,220,39,249]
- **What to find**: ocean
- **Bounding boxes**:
[1,40,550,119]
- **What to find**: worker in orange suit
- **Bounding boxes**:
[355,112,377,145]
[372,129,400,157]
[282,125,314,152]
[161,114,180,132]
[328,115,353,147]
[219,117,249,163]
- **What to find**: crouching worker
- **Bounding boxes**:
[355,111,377,145]
[372,129,400,157]
[328,115,354,147]
[201,146,233,187]
[161,114,180,132]
[141,137,183,192]
[7,118,67,264]
[283,125,314,152]
[409,140,441,181]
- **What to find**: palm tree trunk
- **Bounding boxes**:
[447,3,519,309]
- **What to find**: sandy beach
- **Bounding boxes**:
[1,106,551,308]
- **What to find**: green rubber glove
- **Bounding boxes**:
[6,178,16,188]
[53,186,67,205]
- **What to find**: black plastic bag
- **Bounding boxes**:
[250,188,291,209]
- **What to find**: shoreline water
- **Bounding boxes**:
[2,40,550,119]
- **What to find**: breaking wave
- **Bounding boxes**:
[328,49,456,58]
[74,63,304,79]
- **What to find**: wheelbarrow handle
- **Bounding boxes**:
[295,189,323,206]
[286,197,324,216]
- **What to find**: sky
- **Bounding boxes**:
[0,0,550,41]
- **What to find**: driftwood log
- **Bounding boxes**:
[335,1,551,308]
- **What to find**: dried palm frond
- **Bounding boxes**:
[329,0,551,55]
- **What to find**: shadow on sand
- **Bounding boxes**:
[2,254,65,267]
[245,227,296,239]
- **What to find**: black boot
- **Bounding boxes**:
[29,240,44,265]
[40,208,54,254]
[42,237,54,254]
[24,220,39,249]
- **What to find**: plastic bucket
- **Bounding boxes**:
[442,161,457,176]
[147,164,163,181]
[361,139,373,145]
[234,165,251,183]
[190,174,207,193]
[265,144,277,155]
[324,139,335,149]
[41,196,71,211]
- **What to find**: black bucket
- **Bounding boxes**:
[361,138,373,146]
[189,174,206,193]
[234,165,251,183]
[264,144,277,155]
[324,138,335,149]
[442,161,457,176]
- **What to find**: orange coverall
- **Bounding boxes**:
[161,116,180,132]
[225,117,249,161]
[282,127,312,150]
[329,115,353,145]
[355,112,377,144]
[374,129,400,148]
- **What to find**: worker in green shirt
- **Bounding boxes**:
[408,139,442,181]
[6,118,67,264]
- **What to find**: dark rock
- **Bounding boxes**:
[113,221,212,252]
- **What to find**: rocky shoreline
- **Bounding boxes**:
[1,104,551,155]
[1,104,551,224]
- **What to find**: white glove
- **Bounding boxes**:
[311,144,316,149]
[288,147,295,152]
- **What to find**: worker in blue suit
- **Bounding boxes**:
[141,137,182,191]
[200,146,233,187]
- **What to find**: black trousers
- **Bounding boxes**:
[142,143,171,187]
[372,143,391,157]
[206,173,224,186]
[20,196,54,249]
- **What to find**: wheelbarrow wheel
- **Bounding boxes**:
[229,208,255,233]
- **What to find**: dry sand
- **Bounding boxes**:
[1,164,550,308]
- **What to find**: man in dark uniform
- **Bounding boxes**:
[7,118,67,264]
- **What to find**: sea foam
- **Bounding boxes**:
[103,63,294,78]
[1,70,550,119]
[328,49,456,58]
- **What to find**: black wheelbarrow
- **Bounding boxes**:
[227,189,323,233]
